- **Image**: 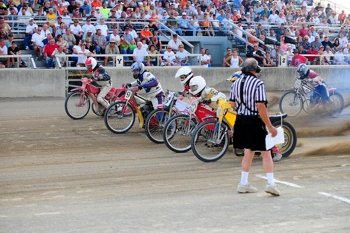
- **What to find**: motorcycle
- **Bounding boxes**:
[190,99,297,162]
[279,77,344,117]
[104,86,154,134]
[144,91,190,144]
[64,77,125,120]
[162,97,216,153]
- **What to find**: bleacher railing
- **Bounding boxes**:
[0,54,36,69]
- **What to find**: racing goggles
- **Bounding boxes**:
[179,75,187,82]
[190,84,198,92]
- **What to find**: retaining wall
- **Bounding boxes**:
[0,67,349,98]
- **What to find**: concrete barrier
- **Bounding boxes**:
[0,66,349,98]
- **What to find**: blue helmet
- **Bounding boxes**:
[297,63,309,79]
[226,71,242,82]
[131,62,145,79]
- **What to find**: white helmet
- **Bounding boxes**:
[85,57,97,72]
[174,66,193,85]
[189,76,206,96]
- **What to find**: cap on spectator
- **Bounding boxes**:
[49,8,53,11]
[74,19,79,22]
[96,7,100,10]
[144,25,149,28]
[88,30,92,32]
[8,33,13,37]
[167,45,172,49]
[293,49,299,53]
[320,45,324,48]
[247,12,250,15]
[29,17,34,21]
[57,16,62,19]
[182,12,186,16]
[173,34,177,37]
[110,39,116,43]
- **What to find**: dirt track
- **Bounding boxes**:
[1,95,350,233]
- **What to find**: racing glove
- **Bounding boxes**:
[202,99,212,105]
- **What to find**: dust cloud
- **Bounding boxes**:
[297,121,350,137]
[302,140,350,156]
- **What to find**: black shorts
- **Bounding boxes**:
[233,115,268,151]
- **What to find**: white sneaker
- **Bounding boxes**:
[237,183,258,193]
[265,184,280,196]
[273,153,282,162]
[25,46,29,50]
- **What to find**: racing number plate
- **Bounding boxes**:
[125,90,132,100]
[294,80,301,89]
[189,101,198,114]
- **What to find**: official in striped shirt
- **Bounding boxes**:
[229,58,280,196]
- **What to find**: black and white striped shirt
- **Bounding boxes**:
[230,74,267,116]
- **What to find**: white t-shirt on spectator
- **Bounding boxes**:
[0,44,8,55]
[109,34,121,43]
[95,24,109,36]
[133,48,148,62]
[339,37,348,49]
[168,39,182,51]
[163,50,176,63]
[31,33,45,47]
[26,24,38,33]
[82,24,96,35]
[70,24,83,35]
[75,46,91,64]
[61,15,72,27]
[200,54,210,68]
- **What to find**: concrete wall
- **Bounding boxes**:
[0,66,349,98]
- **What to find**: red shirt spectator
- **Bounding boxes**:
[307,46,319,62]
[44,39,59,58]
[290,49,308,67]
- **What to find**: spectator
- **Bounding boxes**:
[263,50,276,67]
[95,18,109,37]
[83,30,94,42]
[324,46,334,65]
[85,39,96,55]
[0,38,9,67]
[47,8,57,26]
[128,38,137,55]
[43,37,59,68]
[307,45,319,65]
[119,35,130,58]
[311,36,322,50]
[148,44,161,66]
[133,41,150,65]
[55,21,66,37]
[177,12,192,36]
[176,44,190,66]
[5,33,15,48]
[141,38,148,50]
[246,43,264,67]
[199,47,210,68]
[150,35,162,53]
[123,27,133,43]
[109,28,120,44]
[168,34,181,52]
[339,33,348,49]
[167,12,182,35]
[24,18,37,50]
[224,48,244,68]
[56,34,69,53]
[94,29,107,54]
[140,25,153,44]
[301,35,310,50]
[100,2,110,19]
[8,41,27,67]
[70,19,83,42]
[52,45,66,67]
[321,35,333,49]
[75,41,91,67]
[61,10,72,27]
[334,46,347,65]
[223,47,233,67]
[290,49,308,67]
[162,45,176,66]
[104,39,120,66]
[62,28,76,51]
[67,0,78,14]
[31,27,44,60]
[205,49,212,68]
[0,16,11,35]
[332,38,340,53]
[82,18,96,37]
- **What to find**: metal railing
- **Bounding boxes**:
[0,54,36,68]
[279,53,350,66]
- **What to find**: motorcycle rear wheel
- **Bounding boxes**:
[191,120,229,162]
[64,90,90,120]
[279,91,303,117]
[328,92,344,118]
[104,101,135,134]
[272,120,297,158]
[163,114,198,153]
[145,109,171,144]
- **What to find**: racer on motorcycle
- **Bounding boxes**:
[188,76,226,110]
[85,57,112,113]
[228,71,282,162]
[126,62,165,109]
[297,63,330,103]
[174,66,194,96]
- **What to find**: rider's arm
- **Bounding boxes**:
[142,78,159,88]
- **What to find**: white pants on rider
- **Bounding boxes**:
[97,81,112,109]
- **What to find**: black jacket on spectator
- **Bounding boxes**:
[322,40,333,49]
[246,48,264,66]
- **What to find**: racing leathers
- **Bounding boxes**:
[92,65,112,109]
[129,70,165,108]
[303,70,329,102]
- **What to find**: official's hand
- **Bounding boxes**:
[125,83,132,88]
[268,126,278,137]
[202,99,211,104]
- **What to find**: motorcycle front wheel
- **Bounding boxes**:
[163,114,198,153]
[191,120,229,162]
[145,109,171,144]
[64,90,90,120]
[104,101,135,134]
[272,120,297,158]
[279,91,304,117]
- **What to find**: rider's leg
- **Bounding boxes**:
[315,84,330,102]
[97,84,112,109]
[150,92,165,109]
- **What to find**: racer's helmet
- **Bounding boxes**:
[130,62,145,79]
[174,66,193,85]
[227,71,242,82]
[85,57,97,72]
[297,63,309,79]
[189,76,206,97]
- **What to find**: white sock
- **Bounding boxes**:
[267,173,275,185]
[240,171,249,185]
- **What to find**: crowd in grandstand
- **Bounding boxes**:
[0,0,349,68]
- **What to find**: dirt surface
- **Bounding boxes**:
[1,94,350,233]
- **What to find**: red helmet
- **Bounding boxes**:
[85,57,97,72]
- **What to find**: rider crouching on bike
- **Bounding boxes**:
[85,57,112,114]
[297,63,330,103]
[228,71,282,162]
[126,62,165,109]
[174,66,194,96]
[188,76,226,110]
